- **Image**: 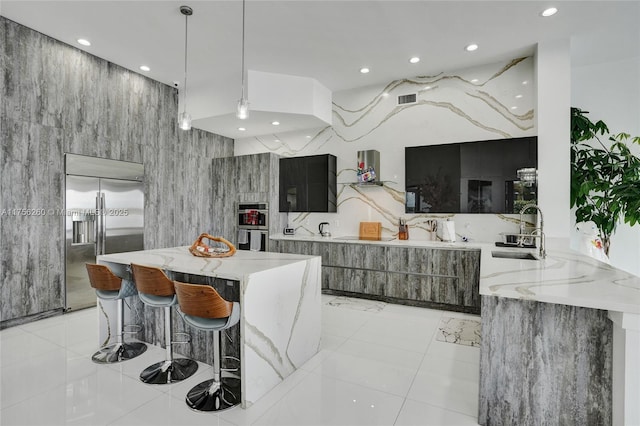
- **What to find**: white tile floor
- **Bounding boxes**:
[0,296,481,425]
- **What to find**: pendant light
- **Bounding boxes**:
[236,0,249,120]
[178,5,193,131]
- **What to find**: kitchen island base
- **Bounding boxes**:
[98,247,321,408]
[479,295,612,425]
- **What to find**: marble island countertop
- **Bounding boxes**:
[98,246,319,282]
[272,234,640,314]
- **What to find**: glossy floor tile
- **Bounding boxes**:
[0,295,480,425]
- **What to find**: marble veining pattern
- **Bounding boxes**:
[436,317,481,347]
[326,296,387,312]
[1,17,233,325]
[479,240,640,314]
[236,56,535,244]
[98,248,321,408]
[242,257,321,404]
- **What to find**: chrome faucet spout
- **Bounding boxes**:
[519,203,545,258]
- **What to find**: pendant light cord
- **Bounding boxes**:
[240,0,246,99]
[183,11,189,114]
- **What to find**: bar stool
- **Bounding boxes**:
[86,263,147,363]
[131,263,198,384]
[173,281,241,412]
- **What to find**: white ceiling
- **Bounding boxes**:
[2,1,639,139]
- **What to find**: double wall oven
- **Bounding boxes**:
[237,202,268,251]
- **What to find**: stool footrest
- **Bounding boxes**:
[171,332,191,345]
[221,355,240,373]
[122,324,143,334]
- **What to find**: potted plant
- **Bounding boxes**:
[570,107,640,256]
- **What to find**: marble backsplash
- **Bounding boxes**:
[236,57,537,243]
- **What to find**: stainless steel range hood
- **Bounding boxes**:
[356,150,381,185]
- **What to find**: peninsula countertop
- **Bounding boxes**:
[272,234,640,314]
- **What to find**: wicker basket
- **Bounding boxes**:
[188,233,236,258]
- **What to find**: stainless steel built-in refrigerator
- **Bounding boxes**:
[65,154,144,311]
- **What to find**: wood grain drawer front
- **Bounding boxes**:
[325,266,386,296]
[387,247,462,276]
[328,243,386,269]
[384,273,458,305]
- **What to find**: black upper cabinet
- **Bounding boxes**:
[279,154,337,212]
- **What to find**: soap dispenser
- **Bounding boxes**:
[398,218,409,240]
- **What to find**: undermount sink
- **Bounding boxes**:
[491,251,539,260]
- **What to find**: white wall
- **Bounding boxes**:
[536,39,571,240]
[572,56,640,276]
[236,57,538,242]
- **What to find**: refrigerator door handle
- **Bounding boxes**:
[95,192,101,256]
[100,192,106,255]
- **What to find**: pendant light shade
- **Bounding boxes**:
[178,111,192,130]
[237,98,249,120]
[236,0,249,120]
[179,5,193,131]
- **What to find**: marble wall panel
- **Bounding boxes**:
[479,296,612,425]
[235,57,537,244]
[0,17,233,325]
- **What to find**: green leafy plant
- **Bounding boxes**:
[570,107,640,256]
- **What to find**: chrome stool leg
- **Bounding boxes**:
[185,329,240,412]
[140,306,198,384]
[92,298,147,364]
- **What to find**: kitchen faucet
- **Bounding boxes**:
[519,203,546,258]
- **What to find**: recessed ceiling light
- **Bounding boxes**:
[77,38,91,46]
[271,121,280,126]
[465,44,478,52]
[360,67,370,74]
[515,94,523,99]
[471,78,479,83]
[511,106,518,110]
[541,7,558,17]
[274,139,280,142]
[409,57,420,64]
[382,92,389,97]
[423,85,432,90]
[305,135,311,139]
[139,65,150,72]
[238,127,246,131]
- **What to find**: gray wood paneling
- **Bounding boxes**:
[211,153,284,251]
[479,296,612,426]
[0,17,233,326]
[273,240,481,312]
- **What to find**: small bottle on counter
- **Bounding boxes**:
[398,218,409,240]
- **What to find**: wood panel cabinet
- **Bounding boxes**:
[272,239,481,313]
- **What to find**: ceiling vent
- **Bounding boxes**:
[397,93,417,105]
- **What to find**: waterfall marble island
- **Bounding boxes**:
[96,247,321,408]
